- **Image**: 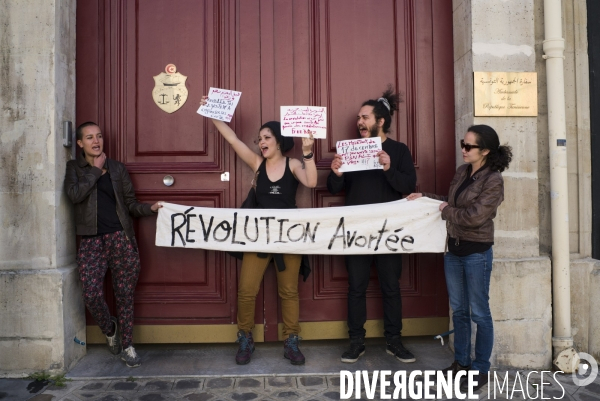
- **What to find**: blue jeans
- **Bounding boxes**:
[444,248,493,373]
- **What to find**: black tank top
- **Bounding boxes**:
[255,157,298,209]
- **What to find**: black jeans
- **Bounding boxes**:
[345,253,403,339]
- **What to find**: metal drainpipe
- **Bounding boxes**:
[542,0,576,372]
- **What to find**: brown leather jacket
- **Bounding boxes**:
[64,152,154,239]
[423,164,504,243]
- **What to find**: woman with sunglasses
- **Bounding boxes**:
[406,125,512,391]
[198,96,317,366]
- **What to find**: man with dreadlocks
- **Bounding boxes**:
[327,87,417,364]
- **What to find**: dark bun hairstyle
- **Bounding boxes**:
[468,124,512,172]
[361,85,403,134]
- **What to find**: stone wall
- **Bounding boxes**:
[0,0,84,376]
[453,0,553,369]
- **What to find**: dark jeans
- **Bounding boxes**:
[345,254,403,339]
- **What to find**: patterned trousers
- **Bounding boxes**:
[77,230,141,349]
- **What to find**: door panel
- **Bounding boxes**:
[76,0,454,340]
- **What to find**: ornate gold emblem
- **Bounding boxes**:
[152,64,188,113]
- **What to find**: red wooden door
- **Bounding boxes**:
[76,0,454,343]
[240,0,455,340]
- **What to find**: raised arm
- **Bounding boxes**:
[290,134,317,188]
[200,96,262,172]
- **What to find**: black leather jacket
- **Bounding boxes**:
[64,152,154,239]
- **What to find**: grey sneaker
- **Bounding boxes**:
[105,316,121,355]
[119,346,141,368]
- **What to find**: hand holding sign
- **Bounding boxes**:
[301,130,315,154]
[336,137,383,173]
[281,106,327,138]
[197,87,242,122]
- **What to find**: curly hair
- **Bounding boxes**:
[468,124,513,172]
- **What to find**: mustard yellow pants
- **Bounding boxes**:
[237,252,302,337]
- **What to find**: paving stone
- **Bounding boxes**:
[270,390,304,400]
[298,376,325,388]
[43,380,87,399]
[582,381,600,394]
[29,395,54,401]
[327,376,340,388]
[321,391,342,400]
[574,391,600,401]
[96,394,127,401]
[230,392,260,401]
[266,377,296,388]
[235,378,263,389]
[57,396,85,401]
[174,379,203,391]
[182,393,216,401]
[205,377,234,389]
[141,380,174,391]
[80,382,111,391]
[133,393,168,401]
[74,392,102,399]
[110,380,140,391]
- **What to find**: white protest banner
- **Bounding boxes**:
[155,198,446,255]
[197,87,242,122]
[336,137,383,172]
[280,106,327,138]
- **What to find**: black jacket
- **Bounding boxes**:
[327,137,417,205]
[64,152,154,239]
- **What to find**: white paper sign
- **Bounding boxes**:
[197,87,242,122]
[336,137,383,172]
[155,198,447,255]
[280,106,327,138]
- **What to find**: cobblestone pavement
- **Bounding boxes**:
[24,369,600,401]
[3,337,599,400]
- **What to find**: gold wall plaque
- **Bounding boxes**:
[474,71,537,117]
[152,64,188,113]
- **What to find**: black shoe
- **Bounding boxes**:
[460,372,488,392]
[341,337,365,363]
[444,360,471,375]
[386,337,416,363]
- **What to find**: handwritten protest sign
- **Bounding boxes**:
[197,87,242,122]
[155,198,447,255]
[336,137,383,172]
[280,106,327,138]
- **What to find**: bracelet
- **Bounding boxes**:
[303,152,314,160]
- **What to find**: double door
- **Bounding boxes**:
[76,0,455,342]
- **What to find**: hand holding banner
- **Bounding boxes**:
[281,106,327,138]
[197,87,242,122]
[336,137,383,172]
[155,197,447,255]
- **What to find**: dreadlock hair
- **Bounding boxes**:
[468,124,513,172]
[361,85,403,134]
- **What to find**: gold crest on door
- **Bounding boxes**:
[152,64,188,113]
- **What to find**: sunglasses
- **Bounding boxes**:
[460,139,481,152]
